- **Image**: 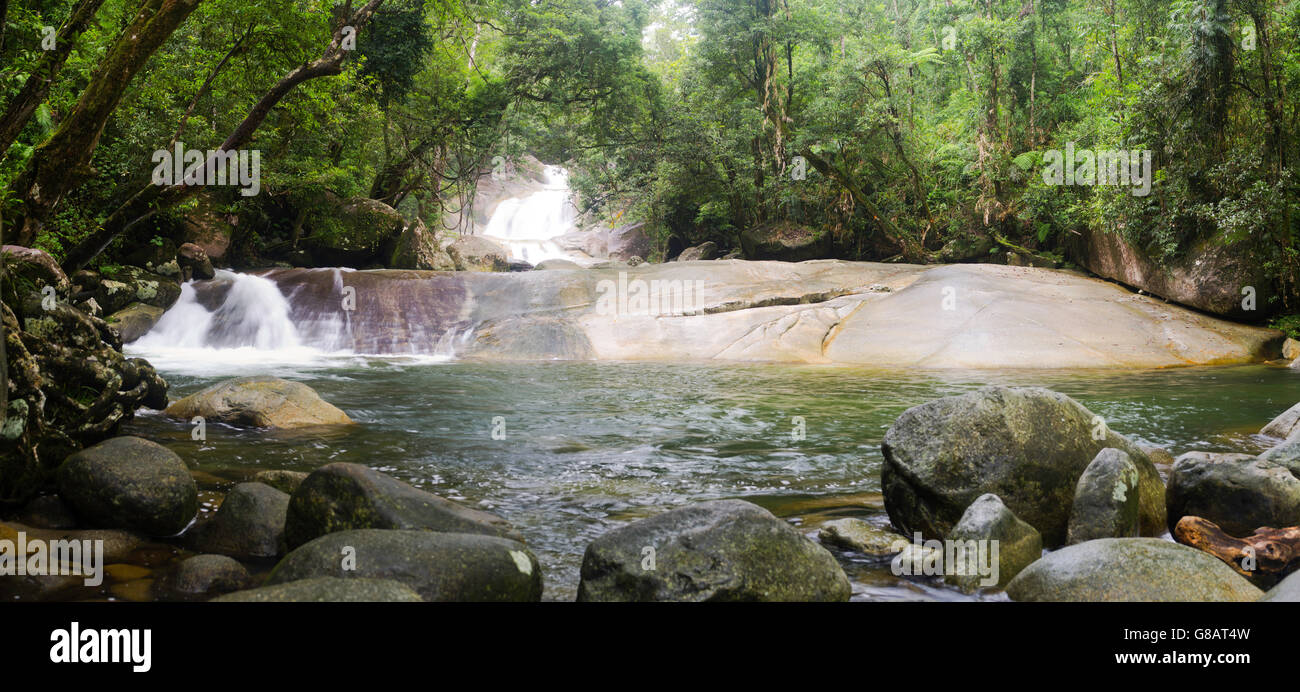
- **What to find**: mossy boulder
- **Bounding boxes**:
[739,222,832,262]
[305,196,407,267]
[1006,538,1263,602]
[1165,452,1300,536]
[96,266,181,314]
[267,529,542,602]
[390,217,455,270]
[153,554,253,601]
[56,437,197,535]
[163,376,353,429]
[447,235,510,272]
[576,499,851,602]
[285,462,521,549]
[1067,448,1142,544]
[947,493,1042,592]
[105,303,164,344]
[212,577,424,602]
[881,386,1166,546]
[818,518,905,556]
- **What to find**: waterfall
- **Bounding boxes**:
[481,166,582,265]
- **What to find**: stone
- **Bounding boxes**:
[163,376,353,429]
[305,196,407,267]
[606,222,652,261]
[189,482,289,559]
[739,222,832,261]
[817,518,905,556]
[266,529,542,602]
[880,386,1165,546]
[390,217,455,271]
[250,470,308,495]
[284,462,520,549]
[212,577,424,602]
[177,242,216,281]
[1261,570,1300,601]
[1258,438,1300,478]
[1166,452,1300,536]
[1,245,68,292]
[1284,338,1300,361]
[576,499,851,602]
[947,493,1043,591]
[1067,448,1142,544]
[153,554,252,601]
[447,235,510,272]
[105,303,164,343]
[534,259,583,271]
[57,437,197,536]
[1005,538,1263,602]
[677,241,720,262]
[18,494,77,529]
[1261,402,1300,439]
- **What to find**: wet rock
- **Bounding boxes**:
[1166,452,1300,536]
[1258,438,1300,478]
[1067,449,1142,544]
[284,462,520,549]
[163,376,353,429]
[880,386,1165,546]
[447,235,510,272]
[105,303,164,344]
[19,494,77,529]
[817,518,905,556]
[189,482,289,559]
[947,494,1042,591]
[576,499,851,602]
[57,437,197,536]
[739,222,832,261]
[212,577,423,602]
[177,242,215,281]
[677,241,720,262]
[266,529,542,602]
[153,554,252,601]
[1261,402,1300,439]
[250,470,308,495]
[96,267,181,314]
[1006,538,1263,602]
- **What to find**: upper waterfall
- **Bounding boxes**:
[480,165,582,265]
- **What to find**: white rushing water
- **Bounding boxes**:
[481,165,583,265]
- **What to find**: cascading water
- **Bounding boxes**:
[481,166,583,265]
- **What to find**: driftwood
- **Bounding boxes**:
[1173,515,1300,587]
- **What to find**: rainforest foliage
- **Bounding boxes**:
[1,0,1298,306]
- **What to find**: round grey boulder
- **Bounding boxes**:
[212,577,423,603]
[163,376,353,429]
[1166,452,1300,536]
[1006,538,1263,602]
[947,493,1042,592]
[284,462,521,549]
[189,482,289,559]
[267,529,542,602]
[881,386,1165,546]
[1067,448,1141,544]
[577,499,851,602]
[153,554,253,601]
[57,437,197,535]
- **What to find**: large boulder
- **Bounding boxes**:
[56,437,197,535]
[212,577,423,602]
[390,217,455,271]
[1071,227,1270,319]
[576,499,851,602]
[1,245,69,293]
[105,303,164,344]
[177,242,215,281]
[188,482,289,559]
[1165,452,1300,536]
[447,235,510,272]
[676,241,720,262]
[1258,438,1300,478]
[880,386,1166,546]
[739,222,832,262]
[152,554,253,601]
[163,376,353,429]
[1005,538,1263,602]
[95,267,182,314]
[1067,448,1142,544]
[305,196,407,267]
[606,222,652,262]
[284,462,521,549]
[266,529,542,602]
[1260,402,1300,439]
[946,493,1042,592]
[178,192,237,263]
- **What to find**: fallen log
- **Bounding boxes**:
[1173,515,1300,587]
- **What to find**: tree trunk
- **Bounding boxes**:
[10,0,203,247]
[61,0,388,273]
[0,0,108,163]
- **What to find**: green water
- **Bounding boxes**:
[123,360,1300,601]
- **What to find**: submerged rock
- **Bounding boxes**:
[1067,449,1142,544]
[163,376,353,429]
[213,577,423,603]
[880,386,1165,546]
[947,494,1042,592]
[153,554,252,601]
[189,482,289,559]
[267,529,542,602]
[284,462,521,549]
[57,437,197,536]
[1006,538,1263,602]
[576,499,851,602]
[1165,452,1300,536]
[818,518,905,556]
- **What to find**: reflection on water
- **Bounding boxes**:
[123,360,1300,601]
